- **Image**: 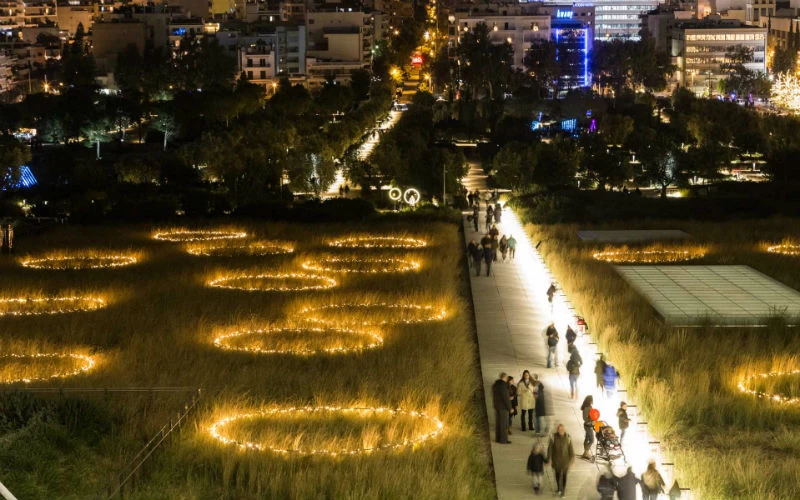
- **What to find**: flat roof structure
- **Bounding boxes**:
[577,230,691,242]
[615,265,800,326]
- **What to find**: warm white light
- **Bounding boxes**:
[20,253,138,270]
[766,243,800,257]
[738,369,800,405]
[0,296,107,316]
[592,248,706,264]
[0,353,96,384]
[208,406,445,456]
[327,236,427,249]
[186,241,295,257]
[212,326,383,355]
[300,302,447,326]
[207,273,338,292]
[153,229,247,242]
[771,72,800,113]
[301,257,420,274]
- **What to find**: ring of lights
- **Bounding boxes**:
[327,236,428,249]
[738,370,800,405]
[20,254,138,270]
[0,353,96,384]
[403,188,421,206]
[301,257,420,274]
[187,242,295,257]
[208,406,444,456]
[213,326,383,355]
[388,187,402,201]
[301,303,447,326]
[207,273,337,292]
[0,296,107,317]
[766,243,800,257]
[153,230,248,242]
[592,248,706,264]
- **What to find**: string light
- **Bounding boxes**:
[592,248,706,264]
[207,273,338,292]
[0,353,96,384]
[208,406,445,456]
[766,243,800,257]
[212,326,383,355]
[153,229,248,242]
[738,370,800,405]
[20,254,138,270]
[186,241,295,257]
[300,303,447,326]
[327,236,428,249]
[301,257,421,274]
[0,296,107,316]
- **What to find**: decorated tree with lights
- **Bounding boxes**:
[771,72,800,112]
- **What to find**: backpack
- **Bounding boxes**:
[547,334,558,347]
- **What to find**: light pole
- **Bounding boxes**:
[442,162,447,206]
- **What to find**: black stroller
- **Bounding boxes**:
[593,421,626,465]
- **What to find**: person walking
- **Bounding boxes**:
[534,374,547,435]
[472,205,480,232]
[617,402,631,443]
[616,466,640,500]
[471,243,483,277]
[507,234,516,259]
[483,237,493,277]
[494,201,502,223]
[547,283,557,303]
[595,355,607,393]
[467,240,477,271]
[499,235,509,262]
[597,468,616,500]
[527,441,546,494]
[641,460,665,500]
[604,363,620,399]
[566,344,582,400]
[467,192,474,207]
[518,370,536,432]
[545,323,559,368]
[492,372,512,443]
[546,424,575,497]
[565,325,577,346]
[580,396,595,460]
[490,235,499,262]
[507,375,518,435]
[486,206,494,230]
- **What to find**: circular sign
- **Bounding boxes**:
[388,187,402,201]
[403,188,421,206]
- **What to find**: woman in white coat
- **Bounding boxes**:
[517,370,536,432]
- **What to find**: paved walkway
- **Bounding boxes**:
[464,206,677,500]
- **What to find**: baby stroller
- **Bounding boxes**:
[593,421,626,465]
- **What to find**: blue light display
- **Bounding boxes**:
[561,119,577,132]
[172,27,187,36]
[2,165,37,190]
[556,10,573,18]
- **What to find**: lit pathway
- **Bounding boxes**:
[464,207,680,499]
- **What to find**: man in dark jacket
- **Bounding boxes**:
[492,372,512,443]
[616,466,639,500]
[534,375,547,435]
[547,424,575,497]
[482,235,493,276]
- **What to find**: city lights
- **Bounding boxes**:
[207,273,338,292]
[300,302,447,325]
[766,243,800,257]
[301,256,421,274]
[0,296,107,316]
[20,252,139,270]
[738,370,800,405]
[208,406,445,456]
[153,229,248,242]
[0,353,96,384]
[327,236,428,249]
[770,73,800,113]
[592,247,707,264]
[186,241,295,257]
[212,326,383,355]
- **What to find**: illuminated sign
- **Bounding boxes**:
[411,54,423,66]
[561,119,577,131]
[556,10,573,18]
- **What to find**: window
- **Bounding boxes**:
[260,70,266,79]
[247,71,253,79]
[260,58,266,66]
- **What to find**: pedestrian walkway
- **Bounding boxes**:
[464,206,680,500]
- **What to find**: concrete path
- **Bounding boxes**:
[464,206,677,500]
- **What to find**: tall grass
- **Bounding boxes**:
[529,218,800,499]
[0,220,493,499]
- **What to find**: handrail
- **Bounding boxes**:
[0,480,18,500]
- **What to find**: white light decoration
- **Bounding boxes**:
[766,243,800,257]
[207,273,338,292]
[301,256,421,274]
[592,248,706,264]
[327,236,428,249]
[186,241,295,257]
[771,72,800,113]
[20,253,138,270]
[0,353,96,384]
[153,229,248,242]
[388,187,402,201]
[0,296,107,316]
[738,370,800,405]
[300,302,447,326]
[208,406,445,456]
[212,326,383,355]
[403,188,421,206]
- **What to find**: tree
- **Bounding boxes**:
[598,114,634,146]
[721,45,770,98]
[457,23,513,100]
[524,40,560,99]
[580,134,628,191]
[492,141,537,190]
[534,136,580,188]
[61,23,96,87]
[350,69,371,101]
[152,105,178,151]
[0,135,31,193]
[771,72,800,112]
[771,47,797,75]
[638,132,679,198]
[82,116,111,160]
[114,156,160,184]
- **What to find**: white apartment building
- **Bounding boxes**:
[592,0,661,40]
[449,14,552,69]
[671,20,767,95]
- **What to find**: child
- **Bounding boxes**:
[526,441,546,494]
[617,402,631,443]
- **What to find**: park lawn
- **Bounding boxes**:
[0,219,494,500]
[528,217,800,500]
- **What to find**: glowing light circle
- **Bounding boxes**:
[20,254,138,270]
[388,187,402,201]
[327,236,428,249]
[301,303,447,326]
[208,406,445,456]
[738,370,800,405]
[153,230,247,242]
[301,257,420,274]
[0,296,107,317]
[212,326,383,355]
[0,353,96,384]
[207,273,337,292]
[187,242,295,257]
[767,243,800,257]
[403,188,421,206]
[592,248,706,264]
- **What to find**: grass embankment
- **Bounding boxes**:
[528,219,800,499]
[0,221,493,500]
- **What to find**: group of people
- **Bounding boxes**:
[492,371,549,443]
[596,462,674,500]
[466,189,500,208]
[467,231,516,277]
